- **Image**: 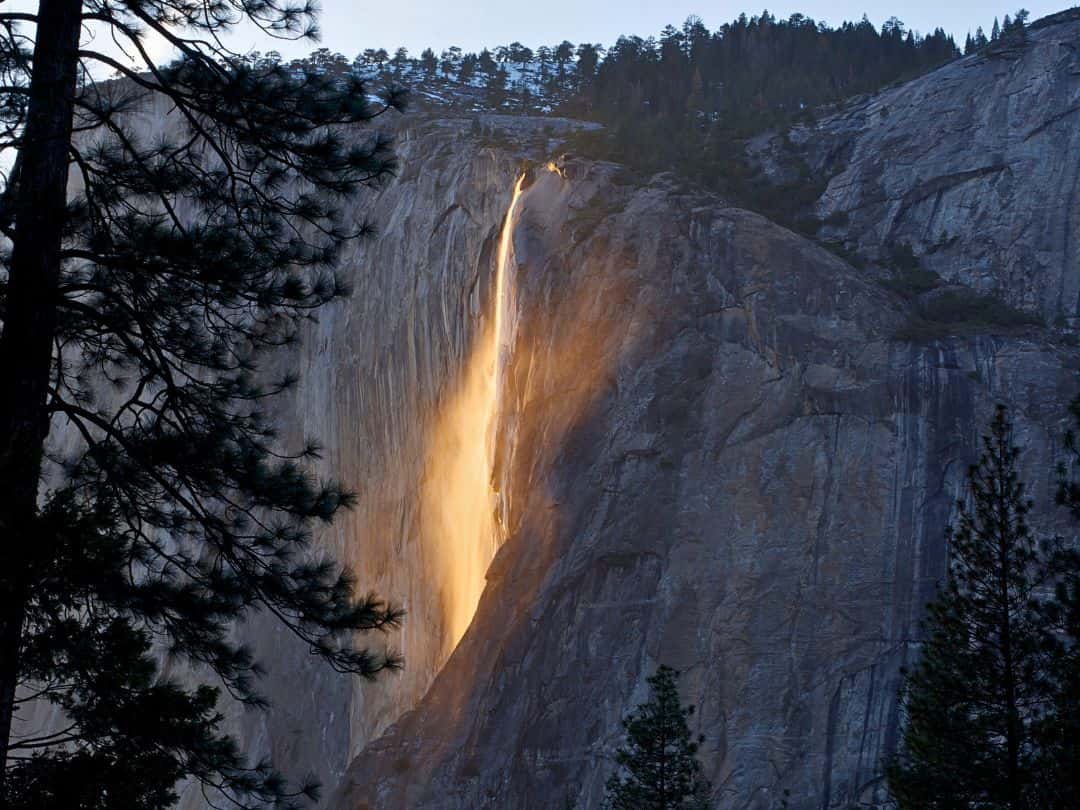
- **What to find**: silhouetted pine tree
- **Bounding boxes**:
[604,665,710,809]
[420,47,438,77]
[1033,539,1080,809]
[1040,395,1080,808]
[887,407,1051,809]
[0,0,405,805]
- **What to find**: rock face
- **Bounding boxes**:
[128,13,1078,810]
[331,160,1074,809]
[167,116,548,806]
[760,9,1080,325]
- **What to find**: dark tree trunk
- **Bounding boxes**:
[0,0,82,791]
[994,441,1021,809]
[999,534,1021,809]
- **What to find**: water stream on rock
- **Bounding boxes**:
[421,174,525,653]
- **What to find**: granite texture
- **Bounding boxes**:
[755,9,1080,325]
[330,155,1075,810]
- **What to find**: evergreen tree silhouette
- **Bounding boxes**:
[888,407,1051,809]
[0,0,405,804]
[604,665,710,809]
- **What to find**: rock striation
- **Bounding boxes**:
[331,154,1074,809]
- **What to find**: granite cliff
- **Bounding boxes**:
[754,9,1080,325]
[146,11,1079,809]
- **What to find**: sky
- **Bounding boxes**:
[235,0,1070,59]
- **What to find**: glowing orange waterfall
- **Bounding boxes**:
[422,175,525,653]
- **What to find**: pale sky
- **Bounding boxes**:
[240,0,1071,59]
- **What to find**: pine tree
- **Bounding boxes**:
[1003,9,1030,43]
[887,406,1051,809]
[1040,395,1080,808]
[554,40,575,85]
[391,46,409,77]
[604,665,710,810]
[420,47,438,78]
[0,0,405,805]
[485,64,508,108]
[1033,542,1080,809]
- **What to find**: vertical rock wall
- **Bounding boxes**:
[333,160,1075,809]
[774,11,1080,325]
[170,117,529,804]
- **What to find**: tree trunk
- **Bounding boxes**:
[994,442,1022,810]
[0,0,82,792]
[999,544,1021,810]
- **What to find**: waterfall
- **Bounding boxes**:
[421,175,525,653]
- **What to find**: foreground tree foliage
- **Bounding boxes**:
[888,406,1077,808]
[0,0,405,805]
[603,665,710,810]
